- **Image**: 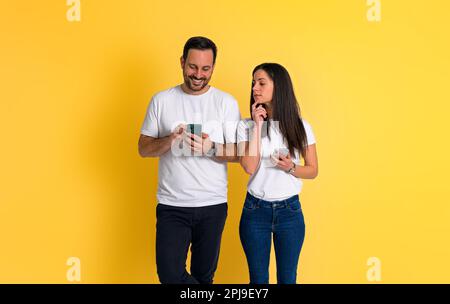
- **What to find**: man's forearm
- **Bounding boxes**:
[213,143,239,163]
[139,135,173,158]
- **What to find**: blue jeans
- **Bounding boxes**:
[239,192,305,284]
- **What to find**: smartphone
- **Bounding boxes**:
[186,124,202,137]
[278,148,289,158]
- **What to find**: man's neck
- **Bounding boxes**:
[180,83,211,96]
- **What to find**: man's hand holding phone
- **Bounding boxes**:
[167,124,186,152]
[183,124,214,156]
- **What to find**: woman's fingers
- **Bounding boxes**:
[254,111,267,119]
[271,154,279,163]
[279,154,291,161]
[252,108,267,116]
[251,104,267,123]
[277,160,288,168]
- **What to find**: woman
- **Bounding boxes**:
[237,63,318,284]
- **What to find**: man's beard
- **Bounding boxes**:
[183,73,211,92]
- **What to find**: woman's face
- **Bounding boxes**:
[252,69,274,105]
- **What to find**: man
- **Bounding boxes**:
[138,36,241,284]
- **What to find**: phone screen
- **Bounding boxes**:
[187,124,202,136]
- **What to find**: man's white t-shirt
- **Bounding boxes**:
[237,118,316,201]
[141,85,241,207]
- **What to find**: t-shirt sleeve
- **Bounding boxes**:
[237,119,251,143]
[302,119,316,146]
[223,96,241,144]
[140,97,159,138]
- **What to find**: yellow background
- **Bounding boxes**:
[1,0,449,283]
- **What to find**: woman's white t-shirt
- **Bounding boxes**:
[237,118,316,201]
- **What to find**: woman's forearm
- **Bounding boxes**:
[240,124,262,175]
[291,164,318,179]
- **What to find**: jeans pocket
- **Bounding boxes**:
[243,199,258,211]
[287,200,302,213]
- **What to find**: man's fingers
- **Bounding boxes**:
[183,136,192,147]
[190,133,203,143]
[192,141,202,149]
[174,124,186,134]
[192,145,202,152]
[186,137,202,148]
[182,132,210,154]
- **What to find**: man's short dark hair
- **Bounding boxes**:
[183,36,217,64]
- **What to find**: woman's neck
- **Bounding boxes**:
[265,103,273,118]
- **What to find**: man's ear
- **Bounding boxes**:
[180,56,185,69]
